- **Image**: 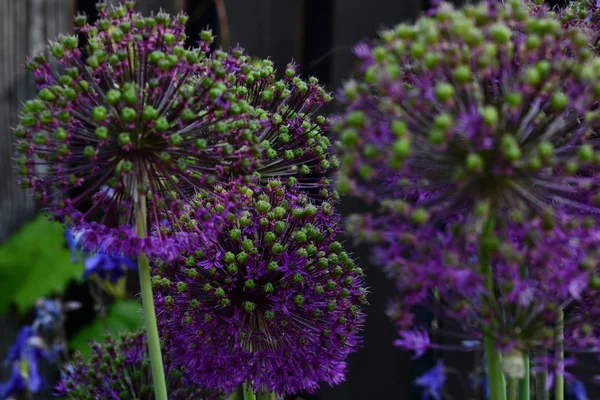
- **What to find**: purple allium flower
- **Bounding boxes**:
[336,0,600,225]
[372,215,600,377]
[414,360,446,400]
[83,252,136,282]
[155,181,366,395]
[1,326,51,397]
[13,1,262,259]
[203,51,338,195]
[55,330,222,400]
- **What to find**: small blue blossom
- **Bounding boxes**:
[415,360,446,400]
[0,364,27,399]
[32,299,61,332]
[1,326,51,397]
[567,379,588,400]
[64,229,80,264]
[83,253,136,283]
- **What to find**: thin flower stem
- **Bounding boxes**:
[243,381,257,400]
[136,194,168,400]
[555,308,564,400]
[518,353,530,400]
[508,378,518,400]
[480,216,507,400]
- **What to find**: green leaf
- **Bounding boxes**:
[68,300,143,356]
[0,214,83,313]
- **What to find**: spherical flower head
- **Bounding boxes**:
[14,1,254,259]
[55,330,222,400]
[155,181,367,395]
[336,0,600,224]
[380,214,600,367]
[191,49,338,198]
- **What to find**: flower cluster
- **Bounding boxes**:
[155,181,366,395]
[378,216,600,356]
[334,1,600,396]
[55,330,222,400]
[336,0,600,226]
[15,0,337,261]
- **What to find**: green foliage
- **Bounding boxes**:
[0,214,82,313]
[68,300,143,356]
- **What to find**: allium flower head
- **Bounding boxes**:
[13,1,258,258]
[55,330,221,400]
[225,55,337,193]
[374,215,600,375]
[337,0,600,224]
[184,49,338,197]
[155,181,366,394]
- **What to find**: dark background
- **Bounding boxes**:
[0,0,573,399]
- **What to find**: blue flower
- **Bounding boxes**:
[63,229,80,264]
[414,360,446,400]
[1,326,50,397]
[32,299,61,332]
[83,253,136,283]
[567,379,588,400]
[0,364,27,398]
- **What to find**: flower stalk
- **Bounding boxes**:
[136,194,168,400]
[508,378,518,400]
[243,381,256,400]
[555,308,564,400]
[480,217,507,400]
[519,354,530,400]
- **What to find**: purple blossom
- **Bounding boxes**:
[55,330,222,399]
[414,360,446,400]
[15,1,337,261]
[393,330,431,359]
[14,1,246,259]
[336,0,600,226]
[381,216,600,355]
[83,252,136,283]
[155,182,366,395]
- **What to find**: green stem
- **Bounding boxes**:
[555,308,564,400]
[480,217,507,400]
[243,381,257,400]
[518,353,530,400]
[508,378,518,400]
[136,195,168,400]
